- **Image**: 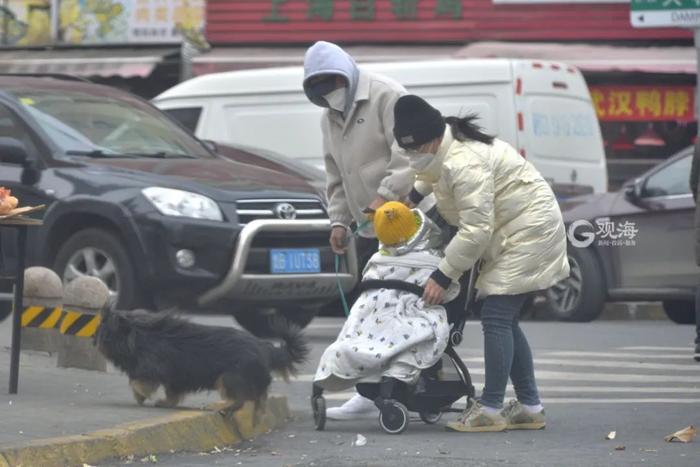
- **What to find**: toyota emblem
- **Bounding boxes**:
[274,203,297,220]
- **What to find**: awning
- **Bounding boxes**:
[0,48,178,78]
[454,41,696,75]
[192,43,695,76]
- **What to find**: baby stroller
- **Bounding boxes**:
[311,264,479,435]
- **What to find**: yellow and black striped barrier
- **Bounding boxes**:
[59,310,101,337]
[21,306,63,329]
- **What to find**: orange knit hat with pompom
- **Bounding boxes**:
[372,201,420,246]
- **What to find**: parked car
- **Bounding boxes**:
[0,75,357,334]
[547,146,697,323]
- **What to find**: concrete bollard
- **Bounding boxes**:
[20,267,63,353]
[57,276,110,372]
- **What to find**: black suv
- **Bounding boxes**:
[0,75,357,332]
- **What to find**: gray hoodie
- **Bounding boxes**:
[303,41,413,236]
[303,41,359,116]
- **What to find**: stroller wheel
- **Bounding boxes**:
[379,401,409,435]
[419,411,443,424]
[312,396,326,431]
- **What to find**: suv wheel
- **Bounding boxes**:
[662,300,695,324]
[545,247,606,322]
[53,228,141,309]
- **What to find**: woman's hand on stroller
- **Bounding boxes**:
[423,278,446,305]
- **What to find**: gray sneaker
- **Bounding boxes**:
[501,400,546,430]
[446,400,507,433]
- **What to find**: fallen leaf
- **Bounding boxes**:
[664,425,696,443]
[614,445,626,451]
[354,433,367,447]
[606,431,617,440]
[83,464,96,467]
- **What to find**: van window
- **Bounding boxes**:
[164,107,202,133]
[642,155,692,198]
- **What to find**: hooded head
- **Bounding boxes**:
[303,41,359,115]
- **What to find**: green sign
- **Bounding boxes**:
[264,0,463,23]
[631,0,700,28]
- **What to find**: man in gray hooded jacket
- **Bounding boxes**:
[303,41,413,419]
[303,41,412,252]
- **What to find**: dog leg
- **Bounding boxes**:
[155,387,183,408]
[215,376,245,416]
[130,379,159,406]
[252,393,268,427]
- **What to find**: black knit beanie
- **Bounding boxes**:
[393,95,446,149]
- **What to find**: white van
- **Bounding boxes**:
[154,59,607,193]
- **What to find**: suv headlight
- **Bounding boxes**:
[142,187,223,221]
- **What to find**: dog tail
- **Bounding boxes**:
[267,315,309,377]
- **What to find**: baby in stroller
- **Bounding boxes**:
[312,201,476,434]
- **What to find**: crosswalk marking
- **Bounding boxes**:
[542,351,691,360]
[452,398,700,406]
[292,345,700,405]
[620,346,691,352]
[458,357,699,372]
[290,370,700,383]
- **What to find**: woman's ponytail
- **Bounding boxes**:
[445,115,495,146]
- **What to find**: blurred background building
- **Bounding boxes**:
[0,0,695,189]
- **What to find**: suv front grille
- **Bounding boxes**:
[236,198,326,225]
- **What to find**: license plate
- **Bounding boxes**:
[270,249,321,274]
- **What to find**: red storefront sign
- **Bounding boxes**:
[205,0,689,43]
[589,86,695,122]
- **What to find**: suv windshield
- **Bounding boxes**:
[13,89,212,159]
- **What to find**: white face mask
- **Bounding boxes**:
[324,87,346,112]
[408,152,434,172]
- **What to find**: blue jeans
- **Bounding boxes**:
[479,294,541,409]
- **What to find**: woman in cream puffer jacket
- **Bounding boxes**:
[393,95,569,433]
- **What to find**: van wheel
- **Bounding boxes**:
[53,228,141,309]
[662,301,695,324]
[545,247,606,322]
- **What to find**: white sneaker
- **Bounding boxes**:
[326,394,378,420]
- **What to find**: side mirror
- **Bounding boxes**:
[0,137,29,166]
[624,178,643,201]
[202,139,219,154]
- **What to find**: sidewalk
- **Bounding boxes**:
[0,320,290,466]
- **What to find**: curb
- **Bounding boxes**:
[0,395,289,467]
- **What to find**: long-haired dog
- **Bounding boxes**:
[95,306,308,418]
